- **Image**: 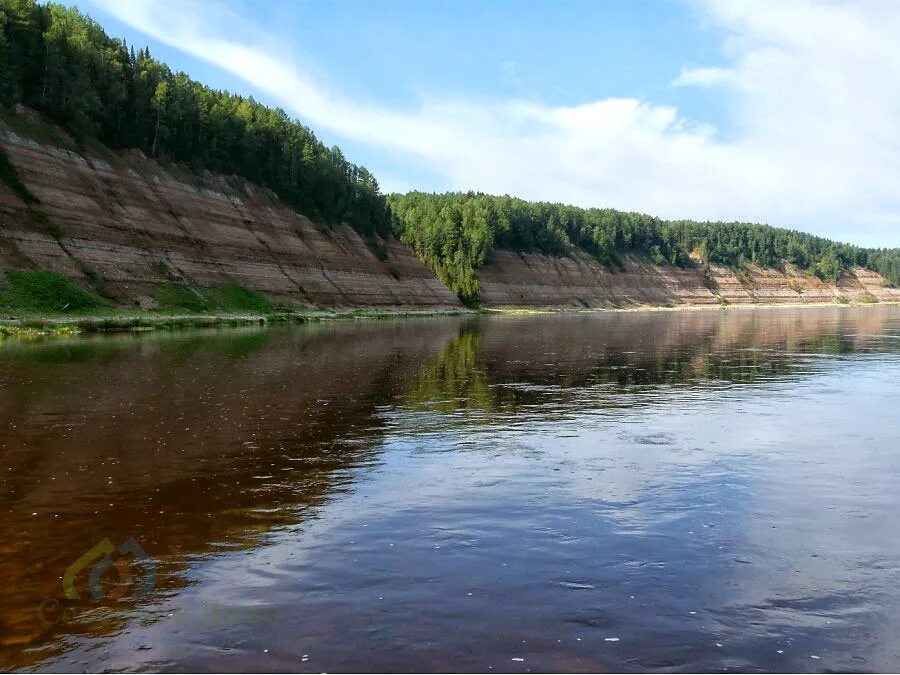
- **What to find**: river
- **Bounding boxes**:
[2,306,899,672]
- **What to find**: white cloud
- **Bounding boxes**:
[89,0,900,246]
[672,66,733,88]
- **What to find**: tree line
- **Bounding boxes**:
[388,192,900,305]
[0,0,390,236]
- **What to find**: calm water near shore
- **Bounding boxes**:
[2,306,900,672]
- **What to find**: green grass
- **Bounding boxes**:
[0,323,79,338]
[154,282,273,313]
[0,269,108,313]
[0,268,473,340]
[209,283,272,313]
[155,284,210,312]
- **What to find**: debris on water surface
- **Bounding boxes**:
[604,637,620,642]
[558,581,595,590]
[511,657,524,662]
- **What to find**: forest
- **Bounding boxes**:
[1,0,898,307]
[389,192,900,305]
[0,0,390,236]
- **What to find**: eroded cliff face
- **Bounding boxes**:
[0,115,460,310]
[1,111,897,313]
[478,249,900,309]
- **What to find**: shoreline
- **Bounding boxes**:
[1,300,898,340]
[0,307,476,339]
[484,299,900,316]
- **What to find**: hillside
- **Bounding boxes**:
[0,0,898,318]
[0,110,460,312]
[476,249,899,309]
[388,192,900,306]
[2,109,899,317]
[0,0,388,236]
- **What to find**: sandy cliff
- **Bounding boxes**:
[1,111,897,313]
[0,115,460,310]
[478,249,900,309]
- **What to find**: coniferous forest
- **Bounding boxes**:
[388,192,900,305]
[0,0,391,236]
[1,0,898,306]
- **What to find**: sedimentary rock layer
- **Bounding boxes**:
[0,117,460,310]
[478,250,900,309]
[1,111,897,311]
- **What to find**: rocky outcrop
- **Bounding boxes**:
[477,250,900,309]
[0,114,460,310]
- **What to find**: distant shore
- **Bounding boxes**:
[2,300,899,340]
[485,299,900,316]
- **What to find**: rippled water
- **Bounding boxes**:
[2,306,900,672]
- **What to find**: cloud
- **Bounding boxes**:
[89,0,900,246]
[672,66,733,88]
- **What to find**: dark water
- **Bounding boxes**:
[2,307,900,673]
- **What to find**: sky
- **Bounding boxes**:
[71,0,900,248]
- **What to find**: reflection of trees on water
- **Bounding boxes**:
[0,321,458,669]
[404,328,495,414]
[401,312,900,421]
[2,309,898,668]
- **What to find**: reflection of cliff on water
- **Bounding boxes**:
[1,306,898,669]
[0,320,461,668]
[403,307,900,422]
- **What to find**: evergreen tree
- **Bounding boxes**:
[0,0,390,237]
[389,192,900,305]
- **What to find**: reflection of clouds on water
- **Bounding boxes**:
[3,306,900,671]
[716,365,900,667]
[372,344,900,669]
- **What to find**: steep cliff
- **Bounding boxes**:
[0,112,460,311]
[1,110,897,314]
[478,249,900,309]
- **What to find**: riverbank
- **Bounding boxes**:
[484,298,900,317]
[0,307,477,339]
[3,299,899,340]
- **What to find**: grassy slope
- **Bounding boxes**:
[0,270,473,337]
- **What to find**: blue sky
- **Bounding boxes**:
[75,1,900,247]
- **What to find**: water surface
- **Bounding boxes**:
[2,307,900,672]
